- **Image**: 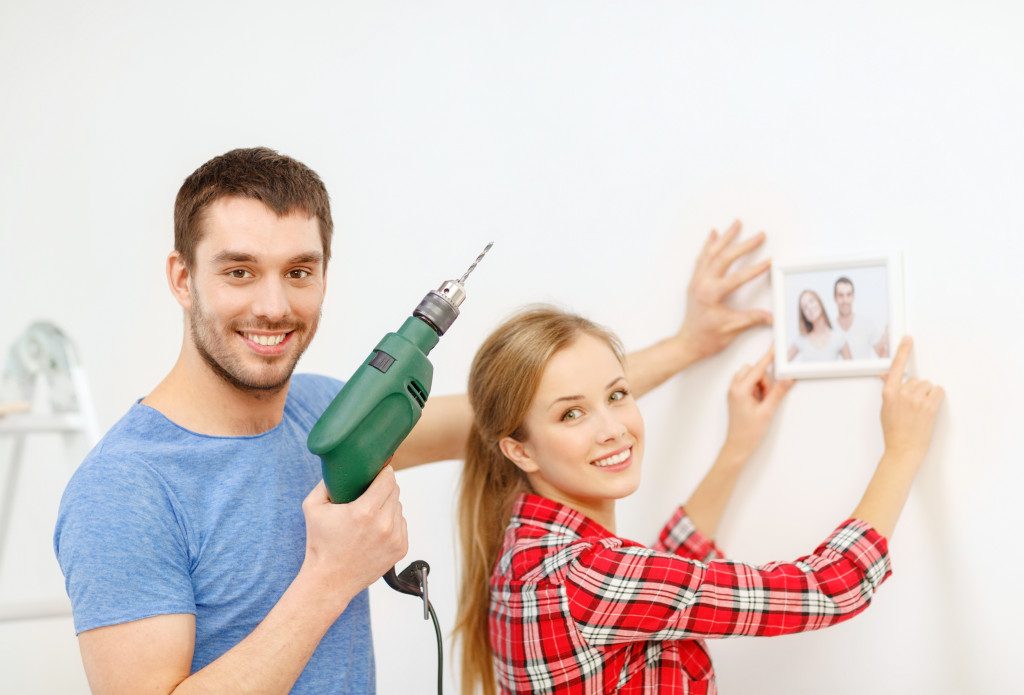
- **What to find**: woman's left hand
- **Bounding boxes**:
[676,220,773,360]
[723,346,794,457]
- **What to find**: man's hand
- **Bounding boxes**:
[677,220,772,360]
[300,466,408,612]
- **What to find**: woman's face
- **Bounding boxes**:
[799,291,824,324]
[500,333,645,525]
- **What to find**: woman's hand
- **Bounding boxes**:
[683,347,793,538]
[676,220,773,360]
[850,336,945,538]
[880,337,945,459]
[723,346,795,458]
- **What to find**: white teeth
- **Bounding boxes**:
[592,449,630,467]
[243,332,286,346]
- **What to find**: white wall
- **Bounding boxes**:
[2,1,1021,692]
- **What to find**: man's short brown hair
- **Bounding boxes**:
[174,147,333,270]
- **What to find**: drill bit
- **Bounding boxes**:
[459,242,494,285]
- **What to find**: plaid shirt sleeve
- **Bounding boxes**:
[651,506,724,562]
[565,518,890,646]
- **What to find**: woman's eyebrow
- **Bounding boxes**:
[547,377,626,407]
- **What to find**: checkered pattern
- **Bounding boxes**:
[490,494,891,694]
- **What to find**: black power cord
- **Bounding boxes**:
[427,601,443,695]
[385,560,444,694]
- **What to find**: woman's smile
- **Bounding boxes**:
[590,446,633,469]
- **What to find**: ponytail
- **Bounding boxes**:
[454,425,529,695]
[452,305,624,695]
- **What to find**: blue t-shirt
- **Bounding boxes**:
[53,373,374,693]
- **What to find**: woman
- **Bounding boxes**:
[787,289,852,362]
[455,306,943,695]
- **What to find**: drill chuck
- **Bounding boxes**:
[413,282,464,336]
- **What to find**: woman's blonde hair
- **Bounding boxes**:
[454,305,623,695]
[797,289,832,335]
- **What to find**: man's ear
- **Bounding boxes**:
[499,436,539,474]
[166,250,193,310]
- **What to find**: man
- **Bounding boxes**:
[54,147,774,694]
[834,276,889,359]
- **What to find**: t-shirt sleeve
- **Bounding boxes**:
[54,454,197,634]
[565,519,890,646]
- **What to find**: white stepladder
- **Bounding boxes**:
[0,322,99,622]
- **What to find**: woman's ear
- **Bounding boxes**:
[499,436,539,474]
[167,250,193,310]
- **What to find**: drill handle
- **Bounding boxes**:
[307,326,435,503]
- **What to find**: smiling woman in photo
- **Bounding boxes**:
[787,289,852,363]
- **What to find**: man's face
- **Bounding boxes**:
[185,196,326,394]
[834,282,854,317]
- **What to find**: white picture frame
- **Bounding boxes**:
[772,252,904,379]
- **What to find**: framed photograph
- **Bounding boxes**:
[772,252,904,379]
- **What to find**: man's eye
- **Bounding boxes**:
[561,408,583,422]
[288,269,311,279]
[230,269,252,279]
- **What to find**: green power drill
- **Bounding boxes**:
[306,243,492,608]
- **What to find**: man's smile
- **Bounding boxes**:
[240,331,290,347]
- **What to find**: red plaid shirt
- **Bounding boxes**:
[490,493,891,694]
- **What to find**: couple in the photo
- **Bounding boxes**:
[787,276,889,363]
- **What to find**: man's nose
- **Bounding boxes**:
[251,278,290,320]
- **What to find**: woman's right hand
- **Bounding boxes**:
[880,337,945,459]
[723,346,794,458]
[684,347,793,538]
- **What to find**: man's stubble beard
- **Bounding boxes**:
[189,289,320,397]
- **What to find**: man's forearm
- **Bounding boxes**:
[175,568,355,694]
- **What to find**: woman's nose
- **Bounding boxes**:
[595,407,628,442]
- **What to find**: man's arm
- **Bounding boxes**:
[392,221,773,470]
[873,324,890,358]
[77,470,408,695]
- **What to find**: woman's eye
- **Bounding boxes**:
[609,389,628,402]
[561,408,583,422]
